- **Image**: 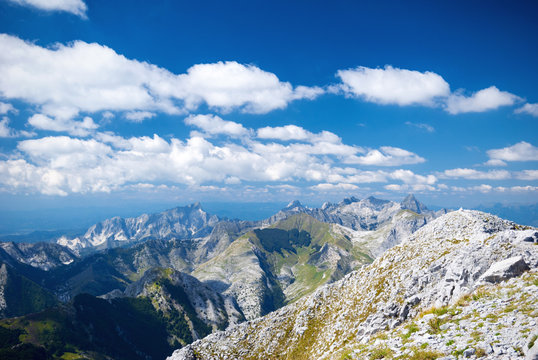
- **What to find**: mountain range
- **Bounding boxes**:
[1,195,536,359]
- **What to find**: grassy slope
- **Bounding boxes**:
[0,269,217,360]
[1,264,58,318]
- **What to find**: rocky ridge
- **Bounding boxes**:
[0,241,77,270]
[168,210,538,360]
[57,202,222,254]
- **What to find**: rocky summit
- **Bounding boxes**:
[168,210,538,360]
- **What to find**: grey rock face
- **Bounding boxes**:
[479,256,530,284]
[125,268,245,330]
[57,203,222,253]
[0,242,78,270]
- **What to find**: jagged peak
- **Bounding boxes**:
[363,196,390,206]
[284,200,303,210]
[400,193,428,214]
[339,196,360,206]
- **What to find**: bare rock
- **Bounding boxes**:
[479,256,530,284]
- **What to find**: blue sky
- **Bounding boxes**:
[0,0,537,229]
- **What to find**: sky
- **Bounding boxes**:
[0,0,537,231]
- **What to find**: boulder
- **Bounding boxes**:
[479,256,530,284]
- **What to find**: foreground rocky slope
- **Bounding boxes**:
[168,210,538,360]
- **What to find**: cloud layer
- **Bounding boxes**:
[0,117,432,196]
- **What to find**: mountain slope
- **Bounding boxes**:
[0,263,58,319]
[0,242,77,270]
[168,210,538,360]
[192,213,372,320]
[0,268,245,360]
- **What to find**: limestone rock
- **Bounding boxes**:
[479,256,530,284]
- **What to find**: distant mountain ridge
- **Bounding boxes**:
[0,194,453,359]
[57,202,222,254]
[265,194,445,231]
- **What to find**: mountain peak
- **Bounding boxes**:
[401,193,428,214]
[339,196,360,205]
[284,200,303,209]
[191,201,203,210]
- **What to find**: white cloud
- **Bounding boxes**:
[184,114,251,138]
[384,183,437,192]
[445,86,520,114]
[0,102,16,115]
[28,114,98,136]
[483,159,507,167]
[124,111,156,122]
[0,117,35,138]
[450,184,537,194]
[389,169,437,185]
[257,125,340,144]
[516,170,538,181]
[0,35,321,125]
[345,146,425,166]
[0,128,430,196]
[6,0,87,18]
[510,186,538,192]
[336,65,450,106]
[474,184,493,193]
[310,183,359,191]
[487,141,538,162]
[441,168,511,180]
[174,61,323,114]
[257,125,310,141]
[515,103,538,117]
[405,121,434,133]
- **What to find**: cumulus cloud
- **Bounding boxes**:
[0,128,431,196]
[441,168,511,180]
[124,111,156,122]
[257,125,340,143]
[389,169,436,185]
[487,141,538,162]
[0,35,321,127]
[445,86,520,114]
[184,114,251,138]
[334,65,523,115]
[483,159,507,167]
[345,146,425,166]
[28,114,98,136]
[336,65,450,106]
[516,170,538,181]
[515,103,538,117]
[0,117,35,138]
[175,62,323,114]
[6,0,87,18]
